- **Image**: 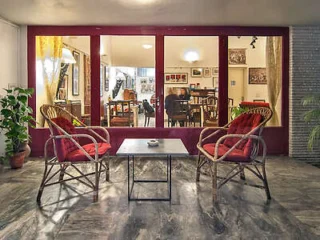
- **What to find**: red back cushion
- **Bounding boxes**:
[224,113,263,152]
[51,117,79,162]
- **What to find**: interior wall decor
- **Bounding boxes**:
[203,68,211,78]
[84,54,91,105]
[164,73,188,84]
[57,74,68,100]
[100,64,104,97]
[105,66,109,92]
[72,51,80,96]
[248,67,267,84]
[191,68,203,77]
[212,67,219,76]
[228,48,246,65]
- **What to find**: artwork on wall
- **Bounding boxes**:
[212,67,219,76]
[100,64,104,97]
[203,68,211,78]
[57,74,68,100]
[191,68,203,77]
[248,68,267,84]
[140,77,155,93]
[84,54,91,105]
[72,51,80,96]
[164,73,188,84]
[228,48,246,65]
[105,66,109,92]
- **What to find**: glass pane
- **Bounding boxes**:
[35,36,90,127]
[100,36,155,127]
[228,36,282,126]
[164,36,219,128]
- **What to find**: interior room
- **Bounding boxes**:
[0,0,320,239]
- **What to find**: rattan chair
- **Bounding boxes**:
[196,107,273,201]
[37,104,111,204]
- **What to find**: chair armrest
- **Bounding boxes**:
[198,127,228,146]
[53,134,100,162]
[214,134,266,162]
[76,126,110,143]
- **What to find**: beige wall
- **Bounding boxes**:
[0,19,20,156]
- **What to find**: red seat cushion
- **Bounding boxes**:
[203,143,250,162]
[240,101,270,108]
[51,117,79,162]
[66,143,111,162]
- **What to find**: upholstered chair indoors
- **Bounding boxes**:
[37,105,111,204]
[196,107,273,201]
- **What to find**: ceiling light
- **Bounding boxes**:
[142,44,153,49]
[61,48,76,64]
[184,50,199,63]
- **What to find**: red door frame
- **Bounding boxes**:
[27,26,289,156]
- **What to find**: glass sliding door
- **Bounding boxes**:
[164,36,219,128]
[228,36,282,126]
[35,36,90,127]
[100,35,156,127]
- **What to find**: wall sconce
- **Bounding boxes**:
[61,48,76,64]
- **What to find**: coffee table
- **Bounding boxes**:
[116,138,189,201]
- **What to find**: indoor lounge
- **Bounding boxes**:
[0,0,320,239]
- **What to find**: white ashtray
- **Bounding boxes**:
[147,139,159,147]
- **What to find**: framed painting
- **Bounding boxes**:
[191,68,203,77]
[57,74,68,100]
[248,68,267,84]
[228,48,246,65]
[164,73,188,84]
[212,67,219,75]
[203,68,211,78]
[105,66,109,91]
[72,51,80,96]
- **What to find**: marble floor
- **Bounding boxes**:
[0,156,319,240]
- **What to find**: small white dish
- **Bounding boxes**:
[147,139,159,147]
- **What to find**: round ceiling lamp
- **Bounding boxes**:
[184,50,200,63]
[142,44,153,49]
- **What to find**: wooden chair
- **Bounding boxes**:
[37,105,111,204]
[202,96,218,127]
[196,107,273,201]
[168,100,189,127]
[109,100,134,127]
[142,99,155,127]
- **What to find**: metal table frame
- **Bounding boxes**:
[127,155,172,201]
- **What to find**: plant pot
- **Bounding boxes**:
[20,142,31,158]
[9,151,26,169]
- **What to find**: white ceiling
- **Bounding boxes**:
[0,0,320,26]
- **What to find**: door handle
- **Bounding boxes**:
[156,97,160,107]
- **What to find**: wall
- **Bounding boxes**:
[290,26,320,163]
[0,18,20,156]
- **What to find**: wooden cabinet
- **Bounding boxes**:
[54,103,72,122]
[55,101,82,121]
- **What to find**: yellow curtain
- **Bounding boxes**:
[36,36,63,126]
[266,37,282,126]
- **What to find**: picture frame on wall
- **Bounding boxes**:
[72,51,80,96]
[203,68,211,78]
[191,68,203,77]
[57,74,68,100]
[105,66,109,91]
[164,73,188,84]
[100,64,104,97]
[248,68,267,84]
[228,48,246,65]
[212,67,219,75]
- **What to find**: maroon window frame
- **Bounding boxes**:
[28,26,289,156]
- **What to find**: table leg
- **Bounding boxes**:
[169,155,172,200]
[127,155,130,201]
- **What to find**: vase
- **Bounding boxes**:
[20,142,31,158]
[9,151,26,169]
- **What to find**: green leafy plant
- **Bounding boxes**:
[302,95,320,151]
[0,87,36,157]
[231,106,248,120]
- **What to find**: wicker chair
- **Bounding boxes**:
[37,105,111,204]
[196,107,273,201]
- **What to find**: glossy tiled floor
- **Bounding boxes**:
[0,156,319,239]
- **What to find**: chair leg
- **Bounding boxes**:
[37,163,48,203]
[262,164,271,200]
[144,115,147,127]
[210,161,218,201]
[239,165,246,180]
[196,152,201,182]
[93,162,100,202]
[147,117,150,127]
[105,157,110,182]
[59,164,66,181]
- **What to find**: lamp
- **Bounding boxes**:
[61,48,76,64]
[184,50,199,63]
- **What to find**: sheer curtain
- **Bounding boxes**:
[36,36,63,126]
[266,37,282,126]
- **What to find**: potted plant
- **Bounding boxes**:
[303,95,320,151]
[0,87,36,168]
